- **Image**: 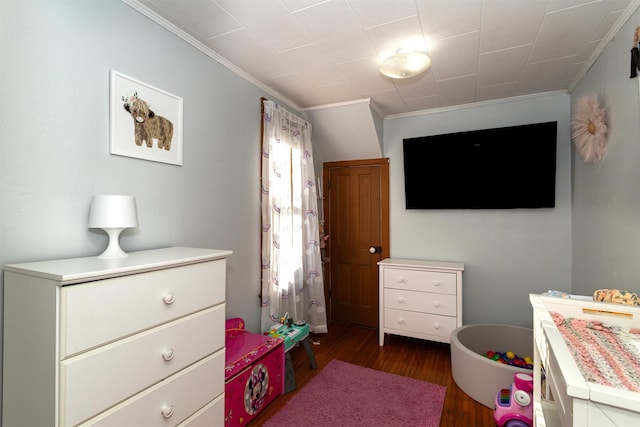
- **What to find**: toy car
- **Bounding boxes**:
[494,372,534,427]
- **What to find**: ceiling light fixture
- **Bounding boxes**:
[379,50,431,79]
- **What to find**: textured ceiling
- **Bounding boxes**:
[129,0,639,117]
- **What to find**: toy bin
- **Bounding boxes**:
[450,324,533,408]
[224,318,284,426]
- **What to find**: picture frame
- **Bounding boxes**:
[110,70,183,165]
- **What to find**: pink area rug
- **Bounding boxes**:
[264,359,446,427]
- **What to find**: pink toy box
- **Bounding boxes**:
[224,318,284,426]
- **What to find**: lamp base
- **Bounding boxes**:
[97,227,129,259]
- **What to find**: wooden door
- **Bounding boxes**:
[322,158,389,328]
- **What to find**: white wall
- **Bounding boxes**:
[571,7,640,296]
[1,0,274,361]
[384,93,572,327]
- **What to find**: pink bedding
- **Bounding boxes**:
[552,312,640,392]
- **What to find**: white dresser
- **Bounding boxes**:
[2,246,232,427]
[378,258,463,346]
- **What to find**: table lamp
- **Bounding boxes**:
[88,195,138,259]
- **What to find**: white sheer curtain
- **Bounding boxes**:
[260,100,328,334]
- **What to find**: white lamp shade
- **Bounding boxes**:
[88,195,138,229]
[88,195,138,259]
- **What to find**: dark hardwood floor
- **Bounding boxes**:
[249,322,494,426]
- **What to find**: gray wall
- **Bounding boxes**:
[1,0,272,357]
[383,93,572,327]
[571,7,640,297]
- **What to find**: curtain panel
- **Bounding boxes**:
[261,100,328,334]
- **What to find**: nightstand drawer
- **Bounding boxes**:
[384,288,456,316]
[61,305,224,427]
[78,351,225,427]
[384,308,457,339]
[61,259,225,357]
[383,268,456,295]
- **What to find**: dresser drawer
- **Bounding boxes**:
[383,268,456,295]
[60,259,225,357]
[178,394,224,427]
[384,308,457,339]
[384,288,456,316]
[61,305,224,427]
[79,351,225,427]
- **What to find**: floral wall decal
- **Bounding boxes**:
[571,94,608,163]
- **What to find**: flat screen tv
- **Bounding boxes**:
[403,121,557,209]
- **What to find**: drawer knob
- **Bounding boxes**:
[163,292,176,305]
[162,348,175,361]
[434,322,441,329]
[161,404,174,419]
[433,301,440,308]
[397,318,405,325]
[396,277,405,283]
[397,297,405,304]
[433,281,440,287]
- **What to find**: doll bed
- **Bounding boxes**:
[530,294,640,426]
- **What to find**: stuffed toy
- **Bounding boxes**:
[593,288,640,306]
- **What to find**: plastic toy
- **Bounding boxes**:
[493,372,534,427]
[485,350,533,369]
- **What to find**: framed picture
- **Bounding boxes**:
[110,70,183,165]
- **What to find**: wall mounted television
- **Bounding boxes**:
[403,121,557,209]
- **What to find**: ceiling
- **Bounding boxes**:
[129,0,638,118]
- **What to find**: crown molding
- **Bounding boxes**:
[121,0,302,111]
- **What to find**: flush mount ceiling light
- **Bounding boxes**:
[379,50,431,79]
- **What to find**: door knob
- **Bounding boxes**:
[369,246,382,254]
